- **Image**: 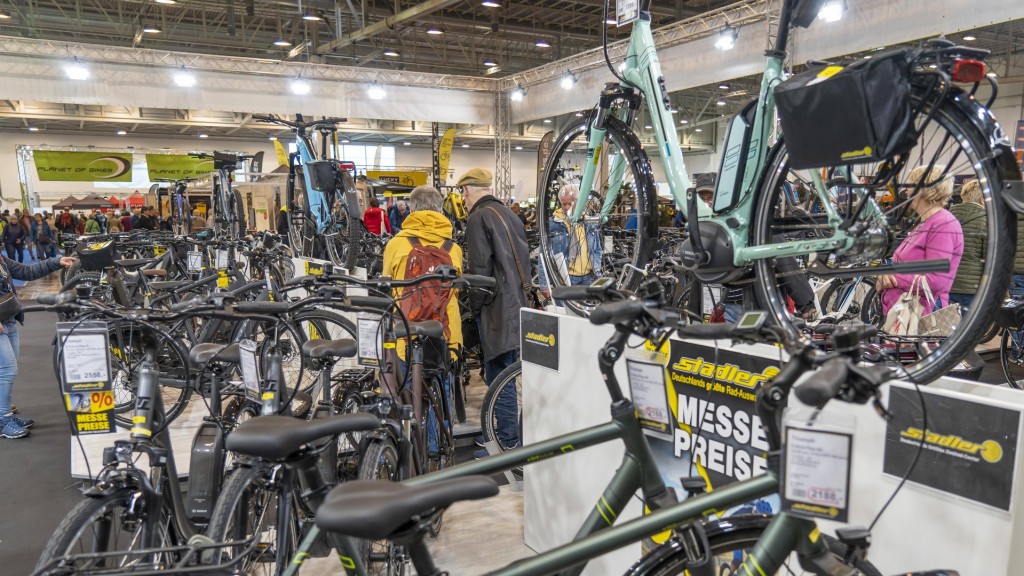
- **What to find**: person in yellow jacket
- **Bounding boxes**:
[382,184,464,362]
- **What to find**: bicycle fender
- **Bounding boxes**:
[622,514,773,576]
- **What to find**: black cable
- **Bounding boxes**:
[602,0,637,90]
[868,368,927,531]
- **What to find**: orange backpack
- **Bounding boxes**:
[399,237,455,343]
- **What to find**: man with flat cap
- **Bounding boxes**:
[458,167,529,455]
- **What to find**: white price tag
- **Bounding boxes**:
[56,323,112,391]
[701,284,723,321]
[216,249,229,269]
[357,313,383,368]
[626,359,671,434]
[615,0,639,26]
[782,424,852,522]
[238,340,261,402]
[187,250,204,272]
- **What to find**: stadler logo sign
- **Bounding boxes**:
[524,331,555,347]
[898,427,1003,464]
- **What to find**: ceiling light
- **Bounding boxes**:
[461,144,469,148]
[427,27,443,35]
[198,133,209,138]
[605,19,616,25]
[117,130,127,135]
[303,12,321,21]
[173,69,196,87]
[482,1,500,6]
[680,118,689,124]
[928,64,938,69]
[987,71,997,78]
[543,118,552,123]
[963,35,977,41]
[291,77,310,95]
[142,24,161,33]
[401,142,411,147]
[510,83,526,102]
[715,25,737,51]
[535,40,550,48]
[367,81,387,100]
[268,136,277,141]
[484,59,498,67]
[560,70,577,90]
[575,111,583,117]
[273,39,292,46]
[515,145,523,150]
[341,138,350,143]
[694,128,703,132]
[155,0,177,4]
[383,49,399,57]
[863,55,872,59]
[64,61,90,80]
[644,125,652,129]
[718,83,730,90]
[0,10,12,19]
[27,126,39,131]
[716,100,726,106]
[670,108,678,114]
[817,0,845,23]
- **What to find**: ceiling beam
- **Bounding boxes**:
[316,0,460,54]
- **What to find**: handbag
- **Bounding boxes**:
[0,291,22,323]
[918,278,961,337]
[882,275,928,336]
[485,206,532,305]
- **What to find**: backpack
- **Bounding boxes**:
[59,212,73,230]
[400,237,455,349]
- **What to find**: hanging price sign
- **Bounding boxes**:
[357,313,383,368]
[238,339,261,403]
[56,321,112,393]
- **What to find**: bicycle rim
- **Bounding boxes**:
[480,361,522,462]
[1000,330,1024,389]
[537,114,657,315]
[753,97,1012,384]
[358,439,405,576]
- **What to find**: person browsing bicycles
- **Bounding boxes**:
[0,252,76,438]
[459,167,528,454]
[543,184,602,287]
[948,179,985,311]
[363,197,392,236]
[382,185,464,363]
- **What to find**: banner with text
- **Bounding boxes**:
[145,154,215,181]
[366,170,429,187]
[34,151,133,182]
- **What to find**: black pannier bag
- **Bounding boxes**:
[774,52,916,170]
[76,240,118,271]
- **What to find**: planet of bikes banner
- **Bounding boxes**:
[626,338,783,516]
[146,154,215,180]
[33,151,133,182]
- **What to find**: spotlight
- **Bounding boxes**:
[117,130,127,135]
[510,84,526,102]
[715,25,737,51]
[963,35,976,41]
[367,81,387,100]
[64,60,90,80]
[291,78,311,95]
[535,40,550,48]
[27,126,39,131]
[303,12,321,21]
[268,136,277,141]
[482,1,500,6]
[817,0,846,23]
[142,24,161,33]
[461,144,470,148]
[560,70,577,90]
[484,59,498,67]
[515,145,523,150]
[173,69,197,87]
[716,100,726,106]
[198,133,209,138]
[427,27,443,35]
[273,39,292,47]
[383,49,399,57]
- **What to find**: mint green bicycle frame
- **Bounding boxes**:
[569,7,874,266]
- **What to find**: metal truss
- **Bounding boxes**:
[498,0,771,91]
[0,35,496,92]
[493,93,513,201]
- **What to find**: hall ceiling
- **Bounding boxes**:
[0,0,736,77]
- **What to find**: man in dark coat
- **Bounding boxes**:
[460,167,529,454]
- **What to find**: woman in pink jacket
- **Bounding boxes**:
[876,165,963,315]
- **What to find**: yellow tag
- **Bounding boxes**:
[87,241,109,250]
[130,427,152,437]
[262,392,275,400]
[217,270,229,289]
[383,342,396,349]
[132,415,147,423]
[64,391,116,413]
[816,65,844,79]
[809,526,821,543]
[154,246,167,256]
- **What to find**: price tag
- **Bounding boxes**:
[56,322,112,393]
[217,270,230,289]
[216,249,229,269]
[238,339,261,403]
[615,0,639,26]
[303,258,333,277]
[357,313,383,368]
[187,251,204,272]
[701,284,723,322]
[626,360,671,434]
[781,423,853,522]
[154,245,167,256]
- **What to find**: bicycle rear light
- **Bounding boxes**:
[338,161,356,171]
[951,59,985,83]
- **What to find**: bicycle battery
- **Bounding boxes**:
[713,98,758,214]
[186,421,225,524]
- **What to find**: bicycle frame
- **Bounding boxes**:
[290,124,334,235]
[568,0,869,266]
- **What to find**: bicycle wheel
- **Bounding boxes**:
[356,437,405,576]
[627,515,881,576]
[36,489,181,572]
[206,463,295,576]
[1000,329,1024,389]
[232,189,247,237]
[291,309,359,393]
[480,361,522,455]
[752,94,1013,384]
[537,114,658,315]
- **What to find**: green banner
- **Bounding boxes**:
[145,154,215,181]
[34,151,134,182]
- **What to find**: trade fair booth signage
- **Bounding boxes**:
[33,150,133,182]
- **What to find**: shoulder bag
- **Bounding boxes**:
[484,206,532,305]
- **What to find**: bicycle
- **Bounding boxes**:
[254,114,362,271]
[537,0,1023,383]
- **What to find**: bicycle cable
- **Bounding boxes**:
[602,0,637,90]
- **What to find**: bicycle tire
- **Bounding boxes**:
[1000,329,1024,389]
[232,189,247,237]
[626,515,882,576]
[356,436,405,576]
[36,488,181,572]
[537,114,658,315]
[206,462,295,575]
[752,95,1013,384]
[480,360,522,457]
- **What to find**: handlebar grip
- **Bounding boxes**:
[590,300,646,326]
[459,274,496,288]
[235,301,292,314]
[38,292,76,306]
[794,358,849,409]
[675,322,735,340]
[170,297,204,312]
[550,286,591,301]
[285,275,316,287]
[349,296,393,310]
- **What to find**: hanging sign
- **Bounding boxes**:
[56,321,112,393]
[146,154,215,180]
[64,391,116,435]
[357,313,383,368]
[34,151,133,182]
[366,170,429,187]
[521,309,559,371]
[781,423,853,522]
[238,339,262,403]
[438,128,456,181]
